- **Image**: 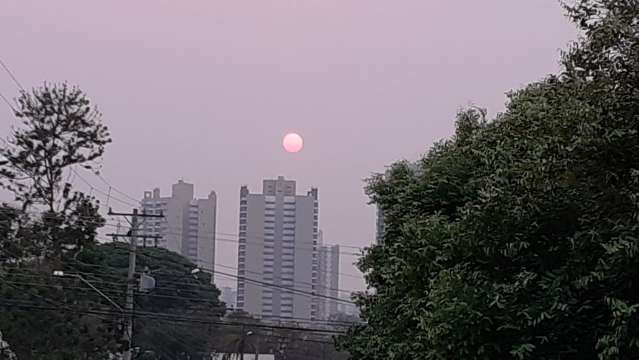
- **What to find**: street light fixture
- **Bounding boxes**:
[52,270,65,277]
[52,270,123,312]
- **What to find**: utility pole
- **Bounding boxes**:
[322,342,327,360]
[108,208,163,360]
[239,325,245,360]
[123,209,137,360]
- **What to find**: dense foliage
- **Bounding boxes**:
[0,83,114,359]
[339,1,639,359]
[0,83,110,263]
[0,83,110,212]
[75,243,224,359]
[0,84,226,359]
[0,244,224,360]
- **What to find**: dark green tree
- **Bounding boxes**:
[209,311,263,359]
[0,83,110,212]
[0,243,225,360]
[0,83,111,262]
[338,1,639,359]
[73,243,225,359]
[0,83,115,359]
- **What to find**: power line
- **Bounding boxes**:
[65,170,364,253]
[64,169,364,254]
[215,263,359,294]
[7,236,355,298]
[0,278,116,326]
[0,58,25,91]
[145,259,356,305]
[5,262,361,306]
[140,223,363,257]
[146,221,363,256]
[5,279,357,327]
[0,204,365,259]
[5,253,356,326]
[0,57,365,255]
[85,168,140,204]
[2,275,360,327]
[217,229,363,251]
[0,90,16,114]
[0,205,365,259]
[1,211,363,294]
[137,252,356,304]
[0,299,346,334]
[87,249,357,305]
[71,167,138,207]
[2,277,222,307]
[0,212,364,286]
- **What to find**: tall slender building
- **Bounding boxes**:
[236,176,320,320]
[318,232,340,319]
[140,180,217,273]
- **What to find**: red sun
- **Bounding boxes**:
[283,133,303,153]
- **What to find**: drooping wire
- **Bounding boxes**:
[0,58,25,91]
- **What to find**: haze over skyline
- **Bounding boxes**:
[1,0,578,291]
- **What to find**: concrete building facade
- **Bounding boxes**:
[236,176,320,320]
[221,286,237,310]
[318,237,340,319]
[337,292,360,318]
[140,180,217,273]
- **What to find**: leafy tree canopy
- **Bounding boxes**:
[339,1,639,359]
[0,243,224,360]
[0,83,111,263]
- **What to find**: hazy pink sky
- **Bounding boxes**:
[0,1,577,291]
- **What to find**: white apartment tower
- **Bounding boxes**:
[221,286,237,310]
[140,180,217,273]
[236,176,320,320]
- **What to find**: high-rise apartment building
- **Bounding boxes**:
[236,176,320,320]
[221,286,237,310]
[140,180,217,274]
[318,235,340,319]
[337,292,360,318]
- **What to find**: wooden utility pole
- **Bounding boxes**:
[108,208,163,360]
